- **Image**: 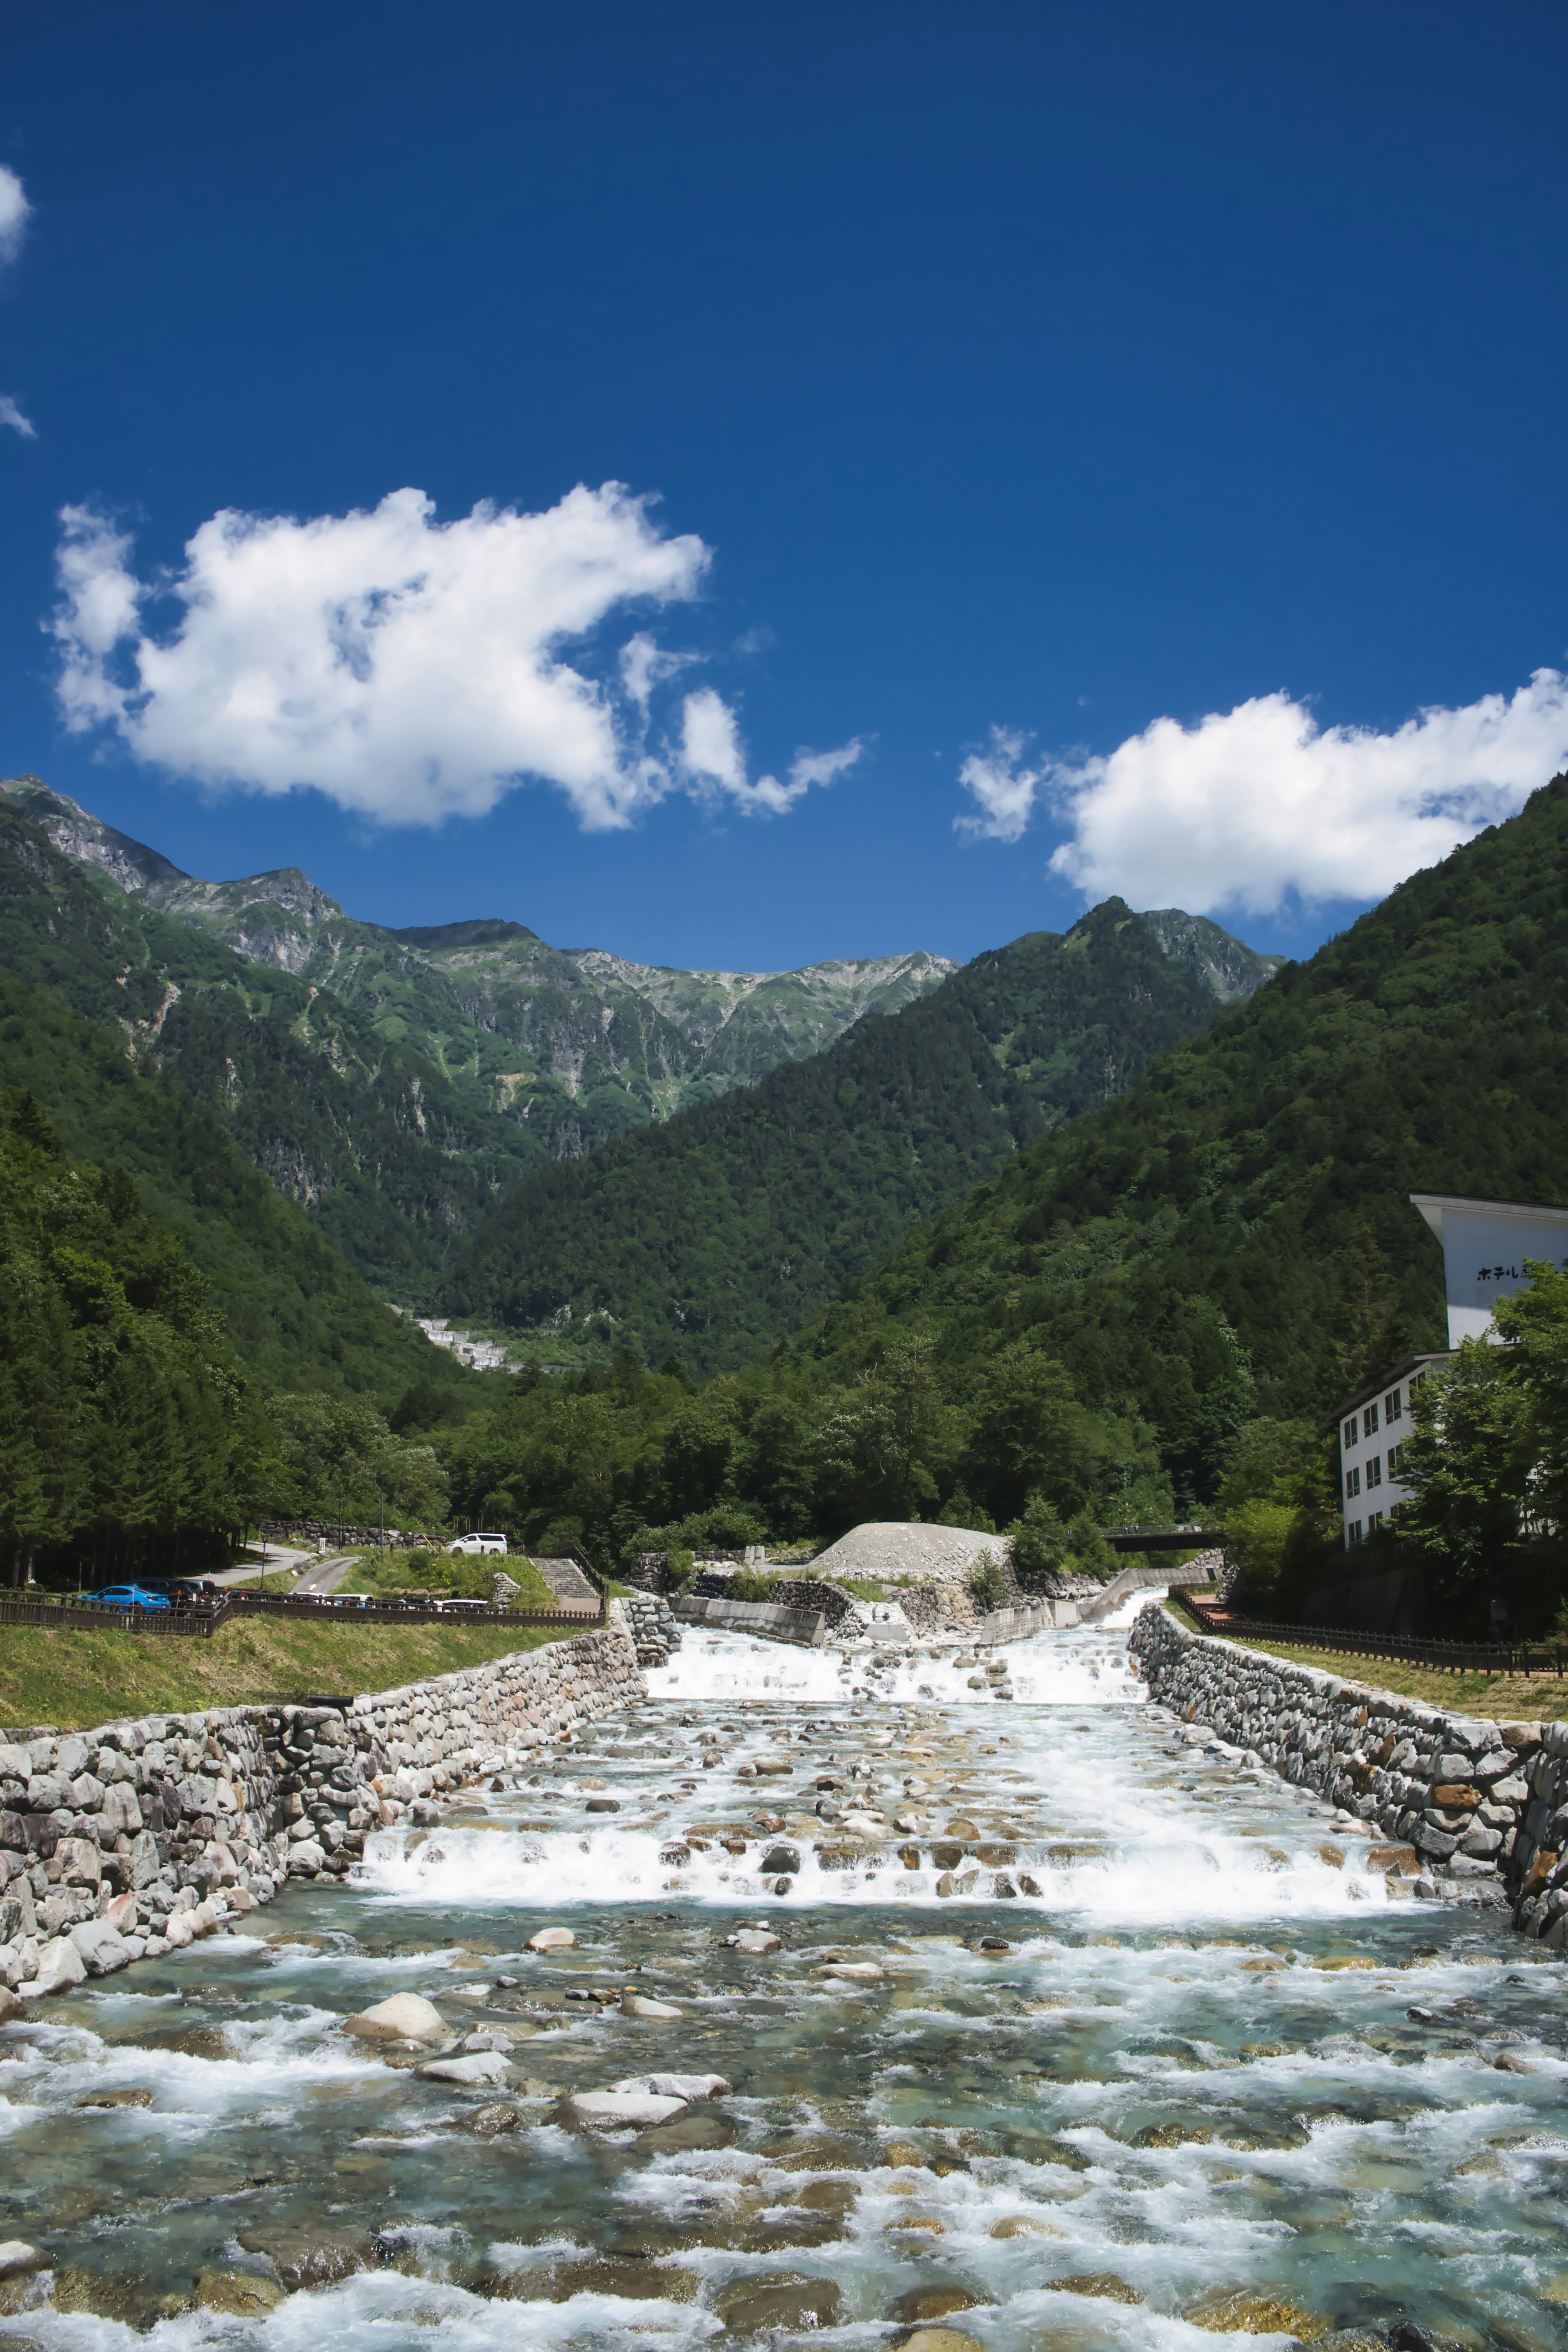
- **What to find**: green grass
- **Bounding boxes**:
[1168,1599,1568,1720]
[0,1614,574,1732]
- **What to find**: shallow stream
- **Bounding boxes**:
[2,1612,1566,2352]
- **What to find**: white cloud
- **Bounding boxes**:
[47,485,853,831]
[0,166,29,267]
[958,673,1568,916]
[956,726,1044,843]
[0,395,34,439]
[679,686,862,816]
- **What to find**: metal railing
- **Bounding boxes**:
[1177,1593,1568,1677]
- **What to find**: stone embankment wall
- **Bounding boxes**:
[1130,1604,1568,1931]
[621,1591,683,1666]
[0,1613,641,2002]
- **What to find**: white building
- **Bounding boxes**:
[1332,1192,1568,1549]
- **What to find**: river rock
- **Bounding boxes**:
[760,1843,801,1874]
[622,1992,684,2018]
[1184,2289,1329,2336]
[420,2051,510,2085]
[20,1933,87,1998]
[0,1988,20,2025]
[898,2332,987,2352]
[1047,2272,1144,2304]
[342,1993,448,2043]
[613,2072,729,2101]
[69,1920,133,1978]
[729,1928,781,1954]
[237,2229,370,2288]
[194,2271,286,2316]
[566,2090,689,2127]
[74,2086,154,2109]
[713,2272,844,2332]
[527,1927,575,1951]
[816,1961,883,1981]
[0,2245,48,2280]
[585,1797,621,1813]
[286,1839,327,1875]
[891,2288,991,2322]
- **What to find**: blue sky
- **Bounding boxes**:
[2,0,1565,973]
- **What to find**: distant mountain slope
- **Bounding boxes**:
[449,899,1280,1374]
[784,776,1568,1503]
[0,777,952,1157]
[0,966,466,1395]
[0,798,539,1303]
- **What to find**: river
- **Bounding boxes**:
[1,1606,1564,2352]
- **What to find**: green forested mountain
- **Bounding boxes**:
[779,775,1568,1503]
[0,1089,259,1581]
[449,899,1281,1375]
[1,776,951,1159]
[0,794,578,1298]
[0,966,468,1395]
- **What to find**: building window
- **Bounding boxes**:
[1342,1417,1358,1448]
[1363,1401,1380,1439]
[1385,1389,1402,1423]
[1410,1371,1425,1394]
[1368,1510,1383,1531]
[1348,1519,1363,1544]
[1388,1443,1402,1478]
[1366,1457,1382,1490]
[1345,1466,1361,1499]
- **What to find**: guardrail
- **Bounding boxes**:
[1177,1593,1568,1677]
[0,1590,608,1639]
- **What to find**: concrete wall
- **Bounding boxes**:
[1129,1601,1550,1918]
[0,1610,643,2002]
[669,1595,827,1647]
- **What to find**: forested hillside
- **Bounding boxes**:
[782,775,1568,1501]
[0,967,468,1395]
[0,797,539,1299]
[450,899,1279,1374]
[0,1090,259,1584]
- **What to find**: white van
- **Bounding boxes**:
[448,1532,509,1556]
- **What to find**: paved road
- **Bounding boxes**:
[208,1547,355,1593]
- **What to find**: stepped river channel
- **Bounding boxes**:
[2,1604,1566,2352]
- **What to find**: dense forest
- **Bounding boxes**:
[450,900,1278,1374]
[0,967,471,1397]
[0,1091,259,1585]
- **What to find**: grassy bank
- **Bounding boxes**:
[0,1615,568,1732]
[1166,1599,1568,1721]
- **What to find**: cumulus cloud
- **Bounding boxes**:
[679,686,862,815]
[47,485,856,830]
[0,395,34,439]
[0,165,29,267]
[958,673,1568,916]
[956,726,1045,842]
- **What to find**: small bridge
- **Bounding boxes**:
[1100,1524,1223,1553]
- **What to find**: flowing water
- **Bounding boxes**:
[3,1609,1566,2352]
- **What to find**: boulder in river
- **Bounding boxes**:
[622,1992,684,2019]
[728,1928,781,1953]
[0,2245,48,2280]
[566,2090,689,2127]
[341,1993,448,2043]
[713,2272,845,2333]
[194,2271,286,2317]
[69,1921,133,1978]
[420,2051,510,2085]
[527,1927,575,1951]
[760,1843,801,1874]
[20,1934,86,1998]
[613,2072,729,2100]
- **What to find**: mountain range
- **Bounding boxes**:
[0,775,1278,1373]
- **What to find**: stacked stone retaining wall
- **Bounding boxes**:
[1130,1602,1568,1930]
[0,1609,642,2001]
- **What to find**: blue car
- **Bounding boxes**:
[87,1584,172,1611]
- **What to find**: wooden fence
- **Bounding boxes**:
[0,1590,608,1641]
[1179,1593,1568,1677]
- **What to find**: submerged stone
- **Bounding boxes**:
[713,2271,845,2332]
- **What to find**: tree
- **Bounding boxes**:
[1393,1345,1532,1607]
